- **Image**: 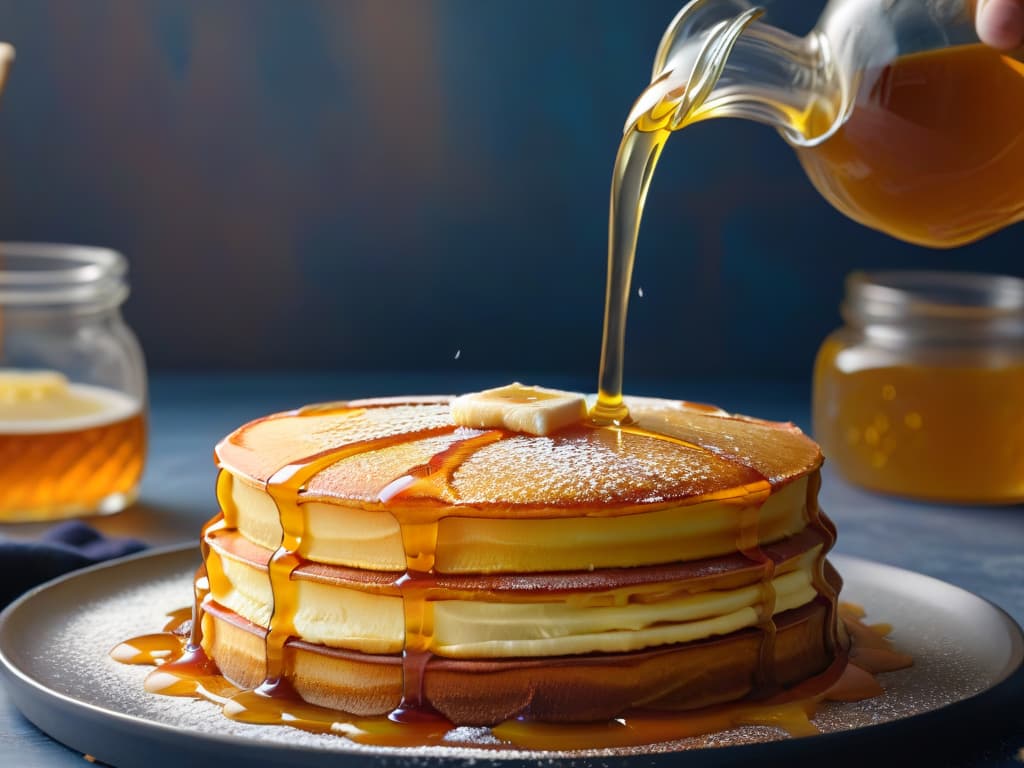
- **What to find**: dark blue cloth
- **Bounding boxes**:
[0,522,146,608]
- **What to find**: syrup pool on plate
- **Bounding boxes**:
[113,600,910,750]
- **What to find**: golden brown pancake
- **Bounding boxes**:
[195,393,843,725]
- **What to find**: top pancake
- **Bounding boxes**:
[215,395,822,512]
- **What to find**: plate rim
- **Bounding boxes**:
[1,545,1022,767]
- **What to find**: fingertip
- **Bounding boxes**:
[977,0,1024,50]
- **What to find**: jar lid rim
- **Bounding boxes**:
[845,270,1024,320]
[0,242,126,287]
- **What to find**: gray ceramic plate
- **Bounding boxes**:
[0,546,1021,768]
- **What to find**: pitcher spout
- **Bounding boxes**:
[628,0,843,146]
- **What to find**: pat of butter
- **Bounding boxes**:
[0,369,69,404]
[451,383,587,436]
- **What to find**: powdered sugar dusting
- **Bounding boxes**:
[451,428,757,506]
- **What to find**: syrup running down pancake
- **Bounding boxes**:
[171,389,845,727]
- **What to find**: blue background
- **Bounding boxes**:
[0,0,1019,382]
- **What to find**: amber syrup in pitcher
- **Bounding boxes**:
[798,44,1024,248]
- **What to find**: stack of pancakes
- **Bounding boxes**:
[198,394,844,725]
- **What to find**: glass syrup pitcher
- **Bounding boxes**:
[592,0,1022,421]
[630,0,1024,249]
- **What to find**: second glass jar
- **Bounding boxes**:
[813,270,1024,505]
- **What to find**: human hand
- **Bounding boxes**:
[976,0,1024,49]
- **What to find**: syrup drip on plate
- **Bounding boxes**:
[133,513,226,698]
[114,602,909,749]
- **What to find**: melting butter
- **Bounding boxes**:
[450,383,587,436]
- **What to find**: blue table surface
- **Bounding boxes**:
[1,372,1022,766]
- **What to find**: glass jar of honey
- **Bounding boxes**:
[814,271,1024,505]
[0,243,147,522]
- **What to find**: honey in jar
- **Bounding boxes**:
[0,243,148,522]
[814,271,1024,504]
[0,370,145,521]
